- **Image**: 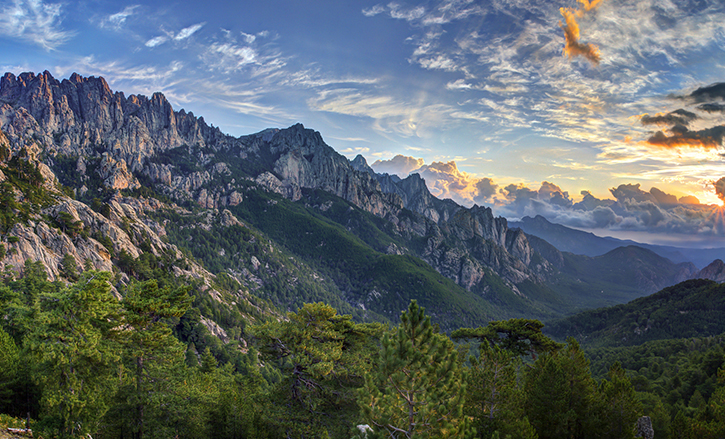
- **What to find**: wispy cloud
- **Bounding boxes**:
[175,22,205,41]
[101,5,139,30]
[0,0,75,50]
[145,35,168,47]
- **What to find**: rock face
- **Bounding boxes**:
[0,71,550,308]
[693,259,725,282]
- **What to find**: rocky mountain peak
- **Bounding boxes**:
[694,259,725,282]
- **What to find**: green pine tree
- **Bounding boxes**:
[359,300,474,438]
[525,338,598,439]
[466,343,536,439]
[253,302,383,438]
[26,270,121,438]
[112,279,192,439]
[598,363,642,439]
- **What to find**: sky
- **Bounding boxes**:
[1,0,725,247]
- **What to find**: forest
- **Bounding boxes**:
[0,261,724,439]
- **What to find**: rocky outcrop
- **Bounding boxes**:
[0,71,549,305]
[693,259,725,282]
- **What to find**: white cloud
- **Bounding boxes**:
[0,0,75,50]
[371,154,425,176]
[241,32,256,43]
[145,35,168,47]
[174,22,205,40]
[102,5,139,29]
[362,4,386,17]
[201,43,258,72]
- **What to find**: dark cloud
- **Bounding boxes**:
[501,183,538,204]
[609,184,681,206]
[474,178,498,204]
[610,183,656,203]
[646,125,725,149]
[640,109,698,126]
[650,187,678,205]
[573,190,615,211]
[538,181,573,208]
[715,177,725,203]
[689,83,725,103]
[590,206,619,228]
[697,103,725,113]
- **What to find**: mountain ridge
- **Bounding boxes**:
[0,70,718,334]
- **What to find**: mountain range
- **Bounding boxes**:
[0,70,722,337]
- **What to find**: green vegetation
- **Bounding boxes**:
[229,188,504,329]
[545,279,725,347]
[0,261,724,438]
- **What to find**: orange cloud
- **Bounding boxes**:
[559,0,603,65]
[577,0,604,12]
[646,126,725,149]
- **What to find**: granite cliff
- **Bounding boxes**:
[0,70,697,331]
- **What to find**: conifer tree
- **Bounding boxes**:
[525,338,598,439]
[254,302,383,438]
[465,343,536,439]
[113,279,192,439]
[26,270,121,438]
[359,300,474,438]
[0,327,18,412]
[598,362,641,439]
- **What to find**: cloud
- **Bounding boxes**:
[689,83,725,103]
[538,181,573,208]
[640,109,698,127]
[413,161,494,205]
[416,54,458,71]
[371,155,425,176]
[145,36,168,47]
[646,126,725,150]
[362,4,386,17]
[558,3,602,65]
[174,22,205,41]
[697,103,725,113]
[474,178,498,204]
[0,0,75,50]
[715,177,725,203]
[200,43,258,72]
[101,5,139,29]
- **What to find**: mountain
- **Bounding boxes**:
[510,214,725,269]
[0,70,707,335]
[0,70,560,330]
[544,278,725,347]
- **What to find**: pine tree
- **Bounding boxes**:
[200,347,218,373]
[26,270,121,438]
[0,327,18,412]
[113,279,192,439]
[466,343,536,439]
[525,338,598,439]
[253,302,383,438]
[598,362,642,439]
[359,300,474,438]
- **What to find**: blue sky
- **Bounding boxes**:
[2,0,725,246]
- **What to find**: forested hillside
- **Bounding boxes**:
[2,268,724,438]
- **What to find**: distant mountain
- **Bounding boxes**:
[544,278,725,347]
[510,214,725,269]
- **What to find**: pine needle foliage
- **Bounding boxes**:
[359,300,474,438]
